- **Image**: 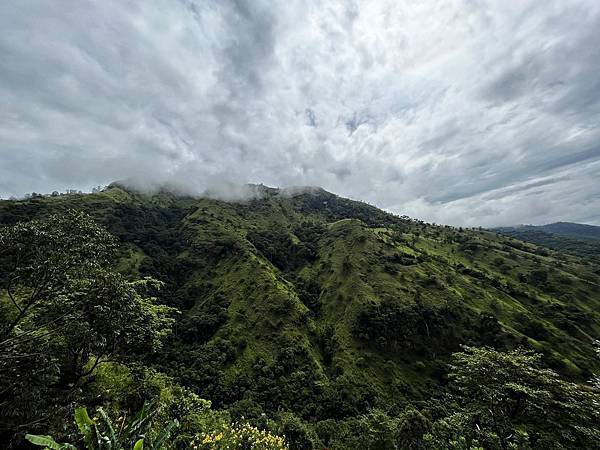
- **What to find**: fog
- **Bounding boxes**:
[1,0,600,226]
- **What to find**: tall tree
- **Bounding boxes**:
[0,211,176,445]
[444,347,600,449]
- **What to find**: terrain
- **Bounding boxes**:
[495,222,600,262]
[1,184,599,448]
[535,222,600,240]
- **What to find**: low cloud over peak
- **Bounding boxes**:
[1,0,600,226]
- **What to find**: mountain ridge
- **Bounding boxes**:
[497,221,600,240]
[494,222,600,262]
[1,184,599,420]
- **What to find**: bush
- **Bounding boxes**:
[397,408,432,449]
[193,423,287,449]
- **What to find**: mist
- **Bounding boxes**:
[1,0,600,227]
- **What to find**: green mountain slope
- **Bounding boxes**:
[2,185,599,420]
[539,222,600,240]
[495,223,600,261]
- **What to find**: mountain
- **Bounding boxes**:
[538,222,600,240]
[2,185,600,447]
[494,222,600,261]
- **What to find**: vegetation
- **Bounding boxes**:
[429,347,600,448]
[494,224,600,262]
[1,185,599,448]
[534,222,600,240]
[26,401,179,450]
[0,211,176,442]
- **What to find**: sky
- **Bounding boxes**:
[1,0,600,227]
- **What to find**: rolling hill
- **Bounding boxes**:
[494,222,600,261]
[1,184,600,447]
[537,222,600,240]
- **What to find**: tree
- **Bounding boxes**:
[44,273,175,387]
[0,210,116,338]
[0,211,176,444]
[443,347,600,449]
[397,408,431,450]
[356,409,398,450]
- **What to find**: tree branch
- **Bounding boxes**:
[74,353,107,385]
[6,276,23,314]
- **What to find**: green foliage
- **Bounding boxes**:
[275,412,319,450]
[25,435,77,450]
[354,297,467,355]
[495,226,600,262]
[27,401,178,450]
[0,211,176,446]
[358,409,399,450]
[423,418,484,450]
[397,408,432,450]
[0,209,117,338]
[2,187,600,449]
[431,347,600,449]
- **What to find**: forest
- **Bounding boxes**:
[0,185,599,449]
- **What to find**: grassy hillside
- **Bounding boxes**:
[1,185,599,444]
[495,223,600,262]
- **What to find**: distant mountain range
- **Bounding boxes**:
[493,222,600,260]
[509,222,600,240]
[537,222,600,240]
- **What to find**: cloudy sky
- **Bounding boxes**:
[1,0,600,226]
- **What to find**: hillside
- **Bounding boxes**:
[1,185,600,448]
[495,222,600,261]
[538,222,600,240]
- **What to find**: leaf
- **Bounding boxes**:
[92,422,104,450]
[98,407,118,447]
[126,400,157,438]
[25,434,62,449]
[75,407,94,431]
[133,439,144,450]
[151,419,179,449]
[25,434,76,449]
[74,407,95,449]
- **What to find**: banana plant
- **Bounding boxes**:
[26,401,178,450]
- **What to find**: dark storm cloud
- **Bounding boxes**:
[1,0,600,226]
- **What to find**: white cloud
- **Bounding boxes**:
[1,0,599,226]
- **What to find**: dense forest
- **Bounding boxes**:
[1,185,599,449]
